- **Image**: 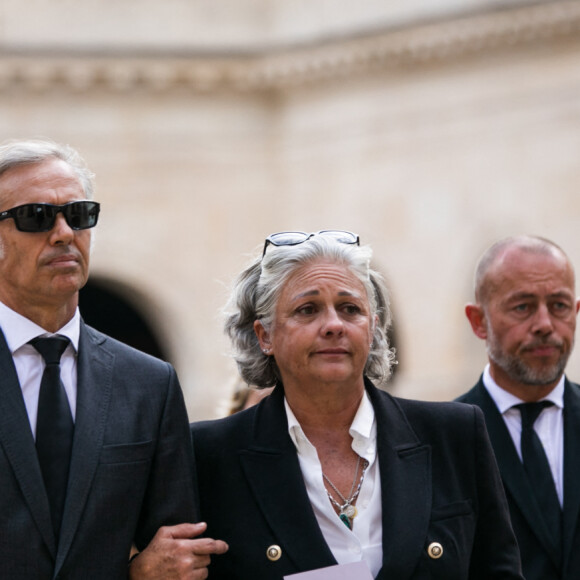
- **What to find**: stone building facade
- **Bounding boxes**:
[1,0,579,419]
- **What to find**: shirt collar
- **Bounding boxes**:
[0,299,80,354]
[285,400,307,453]
[349,390,377,458]
[482,363,564,413]
[285,390,377,459]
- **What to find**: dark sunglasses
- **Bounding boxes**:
[0,201,100,233]
[262,230,360,257]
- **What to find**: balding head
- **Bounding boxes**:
[466,235,580,400]
[474,235,574,306]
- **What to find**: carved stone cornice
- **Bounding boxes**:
[0,0,578,93]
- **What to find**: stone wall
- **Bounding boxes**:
[0,0,579,419]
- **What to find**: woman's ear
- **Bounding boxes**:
[254,320,273,354]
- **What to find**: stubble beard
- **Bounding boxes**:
[486,326,571,386]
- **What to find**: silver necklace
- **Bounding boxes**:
[322,456,369,530]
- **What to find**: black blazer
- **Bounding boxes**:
[0,321,196,579]
[458,377,580,580]
[191,379,523,579]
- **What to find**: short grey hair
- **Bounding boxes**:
[0,138,95,200]
[224,235,396,388]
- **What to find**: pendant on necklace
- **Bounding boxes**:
[343,505,357,519]
[339,514,352,529]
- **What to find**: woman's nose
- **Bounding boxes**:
[322,308,344,335]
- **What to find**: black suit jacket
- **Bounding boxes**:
[0,321,196,579]
[191,379,522,579]
[457,377,580,580]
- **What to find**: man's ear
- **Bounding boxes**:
[254,320,273,353]
[465,303,488,340]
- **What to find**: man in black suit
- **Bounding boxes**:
[457,235,580,580]
[0,139,227,579]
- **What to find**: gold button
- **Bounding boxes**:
[266,545,282,562]
[427,542,443,559]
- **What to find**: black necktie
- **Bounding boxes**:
[31,335,73,538]
[517,401,562,551]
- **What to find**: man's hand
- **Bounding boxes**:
[129,522,229,580]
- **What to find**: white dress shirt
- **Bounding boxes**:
[482,364,564,506]
[285,391,383,577]
[0,300,80,438]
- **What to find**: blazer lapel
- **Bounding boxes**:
[469,379,561,568]
[0,329,56,556]
[562,379,580,572]
[240,386,337,572]
[242,382,433,578]
[366,382,431,580]
[55,322,114,574]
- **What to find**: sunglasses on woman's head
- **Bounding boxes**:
[0,201,100,233]
[262,230,360,257]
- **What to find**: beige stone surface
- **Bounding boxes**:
[0,0,538,49]
[0,1,579,419]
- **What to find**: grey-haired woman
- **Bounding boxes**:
[191,231,523,580]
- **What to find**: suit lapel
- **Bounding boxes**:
[240,386,337,572]
[55,322,114,573]
[0,328,56,556]
[241,382,433,578]
[366,383,431,580]
[468,379,561,567]
[562,379,580,571]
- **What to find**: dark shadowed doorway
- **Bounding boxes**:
[78,278,169,363]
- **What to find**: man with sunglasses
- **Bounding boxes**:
[0,139,227,579]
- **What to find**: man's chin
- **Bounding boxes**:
[490,352,566,387]
[49,275,87,297]
[513,362,566,386]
